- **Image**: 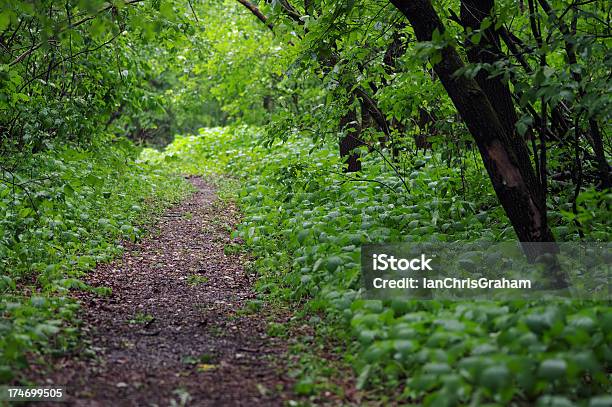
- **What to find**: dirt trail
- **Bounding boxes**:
[32,177,291,406]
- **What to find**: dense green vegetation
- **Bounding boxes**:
[0,142,190,381]
[144,127,611,405]
[0,0,610,404]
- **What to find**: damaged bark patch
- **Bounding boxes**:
[486,140,523,188]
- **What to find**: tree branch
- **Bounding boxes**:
[236,0,275,31]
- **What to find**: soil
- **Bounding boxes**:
[28,177,293,406]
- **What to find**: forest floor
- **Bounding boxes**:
[26,177,295,406]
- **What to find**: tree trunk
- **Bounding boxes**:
[389,0,556,256]
[460,0,517,137]
[339,107,362,172]
[460,0,548,219]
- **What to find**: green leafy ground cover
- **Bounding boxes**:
[144,127,612,406]
[0,141,190,382]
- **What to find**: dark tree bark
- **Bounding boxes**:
[353,86,391,141]
[339,106,362,172]
[460,0,548,214]
[460,0,517,138]
[389,0,556,256]
[383,28,406,76]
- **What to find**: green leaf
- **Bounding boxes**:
[325,256,342,272]
[539,359,567,380]
[480,365,510,390]
[356,364,372,390]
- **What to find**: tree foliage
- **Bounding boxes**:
[0,0,610,402]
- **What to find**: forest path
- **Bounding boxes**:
[34,177,291,406]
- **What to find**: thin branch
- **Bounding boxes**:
[236,0,275,31]
[188,0,199,22]
[9,0,144,66]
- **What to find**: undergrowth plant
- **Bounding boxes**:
[0,141,190,382]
